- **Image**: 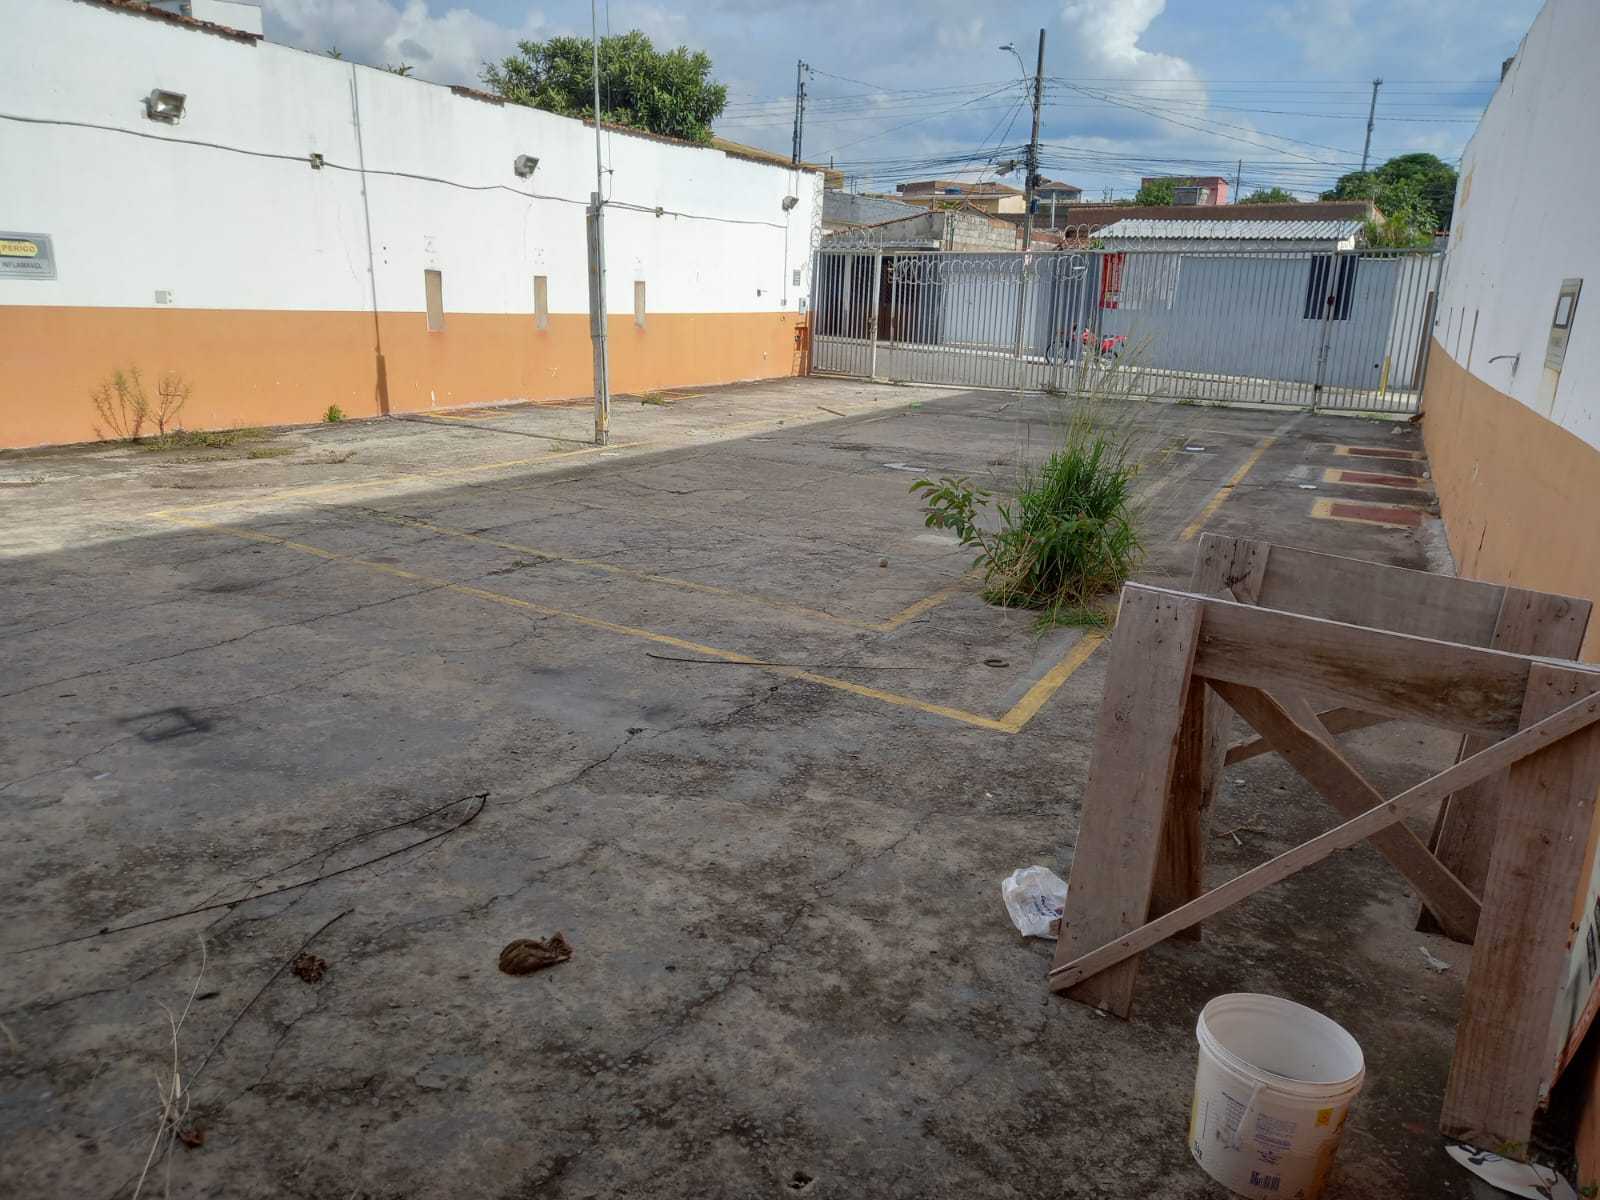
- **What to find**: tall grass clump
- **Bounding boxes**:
[911,404,1144,627]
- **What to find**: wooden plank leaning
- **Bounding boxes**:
[1049,684,1600,994]
[1441,664,1600,1153]
[1148,535,1268,937]
[1050,587,1203,1017]
[1209,681,1481,942]
[1225,708,1389,766]
[1420,588,1593,937]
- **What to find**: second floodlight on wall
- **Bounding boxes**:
[513,155,539,178]
[145,89,185,123]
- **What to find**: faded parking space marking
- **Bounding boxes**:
[1320,467,1433,492]
[1310,498,1426,529]
[150,511,1104,734]
[1333,444,1425,462]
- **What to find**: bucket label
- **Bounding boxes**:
[1315,1107,1333,1127]
[1248,1169,1282,1193]
[1253,1112,1297,1155]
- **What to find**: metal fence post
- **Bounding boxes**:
[868,250,883,380]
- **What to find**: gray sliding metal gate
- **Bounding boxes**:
[809,246,1442,413]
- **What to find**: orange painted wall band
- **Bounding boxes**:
[0,306,804,448]
[1421,336,1600,661]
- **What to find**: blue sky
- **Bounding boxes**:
[262,0,1541,198]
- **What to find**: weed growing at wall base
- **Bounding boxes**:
[323,405,345,423]
[89,368,191,443]
[911,405,1143,628]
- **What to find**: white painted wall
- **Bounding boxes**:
[0,0,821,319]
[1438,0,1600,447]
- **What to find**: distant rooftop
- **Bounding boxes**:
[1098,217,1366,242]
[896,179,1021,196]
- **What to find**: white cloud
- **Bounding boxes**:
[1058,0,1199,83]
[936,17,987,52]
[262,0,545,86]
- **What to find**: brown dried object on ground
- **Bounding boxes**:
[498,933,573,975]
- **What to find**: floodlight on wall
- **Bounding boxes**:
[781,195,799,212]
[144,89,186,123]
[513,154,540,178]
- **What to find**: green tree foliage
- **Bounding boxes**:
[482,31,727,145]
[1361,178,1438,248]
[1240,187,1298,204]
[1322,152,1458,229]
[1133,178,1175,206]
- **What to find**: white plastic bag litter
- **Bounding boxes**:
[1000,866,1068,938]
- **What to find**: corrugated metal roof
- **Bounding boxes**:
[1097,217,1364,240]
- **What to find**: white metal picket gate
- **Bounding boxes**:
[809,246,1443,413]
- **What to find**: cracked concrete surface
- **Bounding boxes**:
[0,379,1485,1197]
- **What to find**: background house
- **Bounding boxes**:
[1095,215,1365,253]
[821,191,925,236]
[1045,200,1376,243]
[1140,175,1232,205]
[892,180,1025,215]
[819,206,1017,252]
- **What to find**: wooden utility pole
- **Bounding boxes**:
[791,60,808,165]
[1021,29,1046,250]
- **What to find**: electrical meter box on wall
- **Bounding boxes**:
[1547,278,1582,371]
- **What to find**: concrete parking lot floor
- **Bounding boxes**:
[2,379,1483,1197]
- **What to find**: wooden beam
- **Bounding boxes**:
[1225,708,1390,766]
[1150,679,1210,939]
[1149,535,1269,936]
[1053,588,1203,1017]
[1048,686,1600,992]
[1442,665,1600,1154]
[1422,588,1595,937]
[1210,681,1481,941]
[1156,582,1600,736]
[1249,538,1507,645]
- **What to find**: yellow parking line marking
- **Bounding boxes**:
[359,509,891,633]
[1179,434,1277,543]
[878,579,972,631]
[995,633,1107,733]
[359,509,978,633]
[151,513,1100,733]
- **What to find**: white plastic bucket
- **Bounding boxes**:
[1189,993,1365,1199]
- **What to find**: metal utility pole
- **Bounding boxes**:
[1021,29,1046,251]
[1360,77,1383,175]
[791,60,809,165]
[586,0,610,445]
[1233,159,1242,203]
